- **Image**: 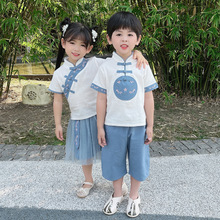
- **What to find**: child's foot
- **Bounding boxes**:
[103,194,124,215]
[76,182,94,198]
[126,196,141,218]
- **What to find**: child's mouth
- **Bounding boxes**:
[121,44,128,49]
[72,53,80,57]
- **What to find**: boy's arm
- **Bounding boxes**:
[97,92,107,147]
[133,50,148,69]
[144,91,154,144]
[53,93,64,141]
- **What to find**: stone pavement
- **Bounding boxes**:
[0,138,219,161]
[1,153,220,219]
[0,138,220,220]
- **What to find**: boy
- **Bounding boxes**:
[91,11,158,217]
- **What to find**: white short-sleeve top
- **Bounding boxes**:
[91,52,158,127]
[49,57,105,120]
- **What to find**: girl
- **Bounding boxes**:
[92,12,158,217]
[49,18,148,199]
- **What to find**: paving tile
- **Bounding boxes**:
[0,139,219,161]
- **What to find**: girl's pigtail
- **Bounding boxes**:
[55,18,71,70]
[55,42,65,70]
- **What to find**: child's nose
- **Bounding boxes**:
[74,45,80,51]
[122,36,128,41]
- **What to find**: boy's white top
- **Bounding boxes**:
[91,52,158,127]
[49,57,104,120]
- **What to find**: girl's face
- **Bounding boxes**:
[107,28,141,60]
[61,38,93,65]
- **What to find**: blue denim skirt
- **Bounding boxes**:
[65,115,101,165]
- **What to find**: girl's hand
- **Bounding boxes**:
[133,50,149,69]
[55,124,64,141]
[98,128,106,147]
[144,126,153,145]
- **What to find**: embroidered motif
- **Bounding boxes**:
[113,61,137,100]
[129,89,136,94]
[113,76,137,101]
[91,83,107,94]
[74,120,80,150]
[63,59,89,99]
[145,82,159,92]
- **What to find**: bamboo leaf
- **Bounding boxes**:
[170,26,181,40]
[210,12,220,28]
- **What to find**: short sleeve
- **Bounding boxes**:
[48,72,64,94]
[94,57,105,66]
[144,66,158,92]
[91,66,107,94]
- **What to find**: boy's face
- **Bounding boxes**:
[107,28,141,60]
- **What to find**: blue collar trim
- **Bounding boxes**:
[63,58,88,99]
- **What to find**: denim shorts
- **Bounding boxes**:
[101,125,150,181]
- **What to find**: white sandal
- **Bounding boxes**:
[122,182,128,196]
[76,182,94,198]
[126,196,141,218]
[103,194,124,215]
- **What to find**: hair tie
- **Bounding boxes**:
[92,29,98,42]
[62,24,69,36]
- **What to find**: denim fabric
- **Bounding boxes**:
[101,125,150,181]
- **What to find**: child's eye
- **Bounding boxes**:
[81,44,86,47]
[128,34,134,36]
[116,33,121,36]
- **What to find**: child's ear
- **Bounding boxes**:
[86,45,93,54]
[61,38,66,49]
[106,34,112,45]
[136,35,141,46]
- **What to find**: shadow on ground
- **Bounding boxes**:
[0,207,219,220]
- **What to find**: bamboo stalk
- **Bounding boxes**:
[0,75,4,100]
[5,49,17,95]
[203,58,212,95]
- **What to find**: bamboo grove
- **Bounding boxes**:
[137,0,220,98]
[0,0,219,99]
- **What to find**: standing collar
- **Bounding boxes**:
[112,52,134,63]
[63,57,84,68]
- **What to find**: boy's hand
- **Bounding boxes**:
[144,126,153,145]
[98,128,106,147]
[55,124,64,141]
[133,50,149,69]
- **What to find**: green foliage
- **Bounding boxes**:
[72,0,220,98]
[133,0,219,98]
[0,0,219,99]
[0,0,61,99]
[162,91,175,104]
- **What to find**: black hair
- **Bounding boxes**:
[55,18,94,69]
[107,11,142,40]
